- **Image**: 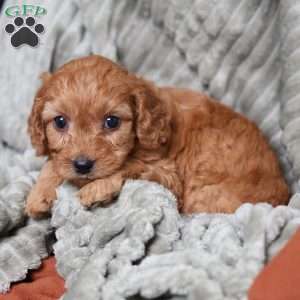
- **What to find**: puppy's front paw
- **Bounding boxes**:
[25,187,56,218]
[78,178,122,208]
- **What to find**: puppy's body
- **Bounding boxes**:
[25,55,289,217]
[158,88,288,212]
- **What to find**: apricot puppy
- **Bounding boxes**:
[25,55,289,218]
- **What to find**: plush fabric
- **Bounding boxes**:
[52,181,300,300]
[1,167,300,298]
[1,0,300,299]
[0,145,50,293]
[280,1,300,180]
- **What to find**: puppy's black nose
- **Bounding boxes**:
[73,157,95,174]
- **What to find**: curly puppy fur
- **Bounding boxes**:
[25,55,289,217]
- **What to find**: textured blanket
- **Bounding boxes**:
[1,0,300,299]
[53,181,300,300]
[1,156,300,299]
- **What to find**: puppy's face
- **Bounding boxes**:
[28,56,171,181]
[42,82,135,181]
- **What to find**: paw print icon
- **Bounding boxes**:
[5,16,44,48]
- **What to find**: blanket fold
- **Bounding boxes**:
[52,181,300,300]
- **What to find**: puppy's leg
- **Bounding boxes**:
[78,173,123,207]
[25,160,63,218]
[78,160,183,208]
[78,160,145,207]
[78,159,148,207]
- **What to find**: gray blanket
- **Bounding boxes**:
[1,0,300,299]
[53,181,300,300]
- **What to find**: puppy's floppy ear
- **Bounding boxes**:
[132,83,171,150]
[28,72,52,156]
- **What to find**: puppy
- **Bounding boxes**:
[25,55,289,218]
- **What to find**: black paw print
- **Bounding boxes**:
[5,16,44,48]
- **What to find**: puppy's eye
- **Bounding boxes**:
[53,116,68,130]
[104,115,120,129]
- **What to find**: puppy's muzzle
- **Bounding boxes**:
[73,156,95,175]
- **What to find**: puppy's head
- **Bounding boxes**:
[28,55,171,180]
